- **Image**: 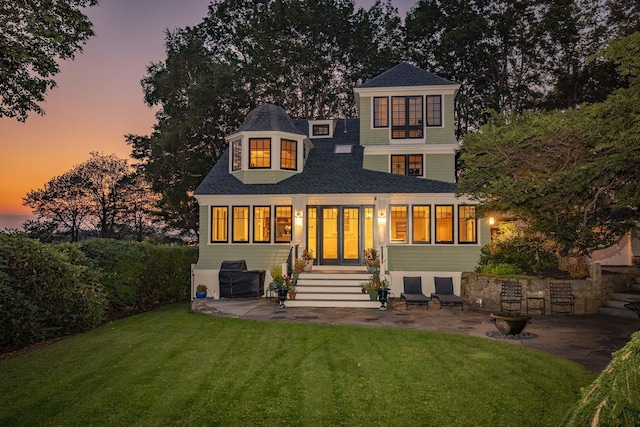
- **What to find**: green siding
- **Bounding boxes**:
[359,96,390,145]
[426,154,455,182]
[196,243,291,271]
[388,245,481,271]
[363,154,388,172]
[233,170,296,184]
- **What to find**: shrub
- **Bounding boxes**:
[0,234,106,351]
[476,263,523,276]
[478,222,557,275]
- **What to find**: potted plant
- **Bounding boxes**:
[195,284,207,299]
[364,248,380,273]
[301,248,314,271]
[377,278,390,310]
[361,271,387,302]
[270,265,290,308]
[294,258,307,274]
[288,273,298,300]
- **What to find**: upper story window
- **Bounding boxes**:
[426,95,442,127]
[232,139,242,171]
[392,96,423,139]
[280,139,297,170]
[391,154,423,176]
[458,205,477,244]
[249,138,271,169]
[373,97,388,128]
[312,124,329,136]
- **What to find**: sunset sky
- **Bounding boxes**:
[0,0,412,229]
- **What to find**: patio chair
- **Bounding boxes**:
[401,277,430,309]
[550,282,575,315]
[432,277,464,311]
[499,281,522,314]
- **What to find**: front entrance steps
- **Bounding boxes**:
[285,265,381,308]
[598,275,640,319]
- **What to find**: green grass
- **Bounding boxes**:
[0,304,594,426]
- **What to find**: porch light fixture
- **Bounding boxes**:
[295,210,303,227]
[489,217,495,226]
[378,209,386,224]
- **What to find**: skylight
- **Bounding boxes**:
[334,144,353,154]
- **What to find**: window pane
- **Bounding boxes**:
[458,206,477,243]
[373,97,388,128]
[275,206,292,243]
[392,96,423,139]
[391,205,407,242]
[408,155,423,176]
[391,155,406,175]
[307,207,317,261]
[408,96,423,126]
[249,138,271,168]
[312,124,329,136]
[211,207,228,242]
[280,139,297,170]
[435,205,453,243]
[413,205,430,243]
[391,97,405,127]
[232,139,242,171]
[232,207,248,242]
[427,95,442,126]
[253,206,271,242]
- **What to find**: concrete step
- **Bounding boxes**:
[611,292,640,302]
[283,299,382,308]
[603,300,630,310]
[294,292,371,301]
[297,279,368,287]
[300,273,370,281]
[297,285,362,293]
[598,306,639,320]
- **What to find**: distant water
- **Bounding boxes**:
[0,215,35,231]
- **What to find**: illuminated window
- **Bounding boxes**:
[312,124,329,136]
[211,206,228,243]
[435,205,453,244]
[232,206,249,242]
[413,205,430,243]
[426,95,442,127]
[458,206,477,244]
[253,206,271,242]
[275,206,292,243]
[373,97,388,128]
[392,96,423,139]
[280,139,297,170]
[391,154,423,176]
[391,205,407,242]
[249,138,271,169]
[231,139,242,171]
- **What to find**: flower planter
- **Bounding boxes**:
[277,287,289,308]
[377,288,390,310]
[195,291,207,299]
[368,290,378,301]
[303,259,314,272]
[367,265,379,274]
[490,313,531,335]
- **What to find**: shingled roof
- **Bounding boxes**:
[195,118,457,196]
[358,61,456,88]
[230,104,306,136]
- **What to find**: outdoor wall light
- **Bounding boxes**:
[489,217,495,225]
[295,211,303,227]
[378,209,386,224]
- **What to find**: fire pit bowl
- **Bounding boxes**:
[490,313,531,335]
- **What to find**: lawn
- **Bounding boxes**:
[0,304,594,426]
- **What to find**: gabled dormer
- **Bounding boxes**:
[353,62,460,183]
[226,104,314,184]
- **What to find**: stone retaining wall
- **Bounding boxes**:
[460,264,634,315]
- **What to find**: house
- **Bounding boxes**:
[192,62,489,304]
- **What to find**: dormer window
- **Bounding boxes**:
[249,138,271,169]
[392,96,423,139]
[232,139,242,171]
[312,124,329,136]
[280,139,297,170]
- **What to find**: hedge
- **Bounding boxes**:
[0,234,198,352]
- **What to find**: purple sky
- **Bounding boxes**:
[0,0,416,228]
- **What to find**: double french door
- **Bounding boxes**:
[306,206,374,265]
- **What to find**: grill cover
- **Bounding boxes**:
[219,260,265,298]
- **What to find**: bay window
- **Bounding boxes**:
[249,138,271,169]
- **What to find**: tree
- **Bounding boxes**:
[23,170,92,242]
[0,0,98,121]
[457,32,640,259]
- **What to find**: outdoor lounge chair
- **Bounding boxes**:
[432,277,464,310]
[401,277,430,309]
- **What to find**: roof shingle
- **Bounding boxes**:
[358,61,456,88]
